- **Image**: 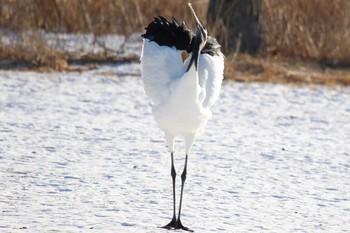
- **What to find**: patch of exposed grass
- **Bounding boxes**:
[225,54,350,86]
[263,0,350,65]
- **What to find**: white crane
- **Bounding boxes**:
[140,3,224,232]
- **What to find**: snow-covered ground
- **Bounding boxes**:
[0,63,350,232]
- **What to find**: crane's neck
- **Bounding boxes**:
[186,36,201,72]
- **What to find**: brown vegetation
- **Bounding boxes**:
[0,0,208,69]
[1,0,350,86]
[0,0,208,34]
[226,54,350,86]
[263,0,350,65]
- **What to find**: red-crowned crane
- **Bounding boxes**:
[140,3,224,231]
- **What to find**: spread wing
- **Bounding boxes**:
[198,52,224,108]
[140,40,184,105]
[140,17,193,105]
[185,36,224,108]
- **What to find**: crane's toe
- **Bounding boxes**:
[161,217,177,230]
[175,219,193,232]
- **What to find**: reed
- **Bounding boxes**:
[1,0,350,86]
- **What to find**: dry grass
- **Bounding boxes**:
[0,31,67,69]
[225,54,350,86]
[0,0,208,34]
[263,0,350,65]
[1,0,350,86]
[0,0,208,69]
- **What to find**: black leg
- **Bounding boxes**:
[162,152,177,229]
[175,154,193,232]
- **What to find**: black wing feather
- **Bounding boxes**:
[142,16,193,51]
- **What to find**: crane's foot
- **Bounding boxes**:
[160,218,193,232]
[175,219,193,232]
[161,217,177,230]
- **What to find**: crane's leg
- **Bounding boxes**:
[162,152,177,229]
[175,153,193,232]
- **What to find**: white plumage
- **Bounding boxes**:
[140,40,224,153]
[139,3,224,231]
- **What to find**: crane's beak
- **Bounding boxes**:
[188,3,204,30]
[186,3,208,72]
[188,3,207,44]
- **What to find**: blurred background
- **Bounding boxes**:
[0,0,350,85]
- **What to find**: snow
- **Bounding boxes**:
[0,30,142,59]
[0,63,350,232]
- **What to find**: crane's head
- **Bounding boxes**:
[186,3,208,72]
